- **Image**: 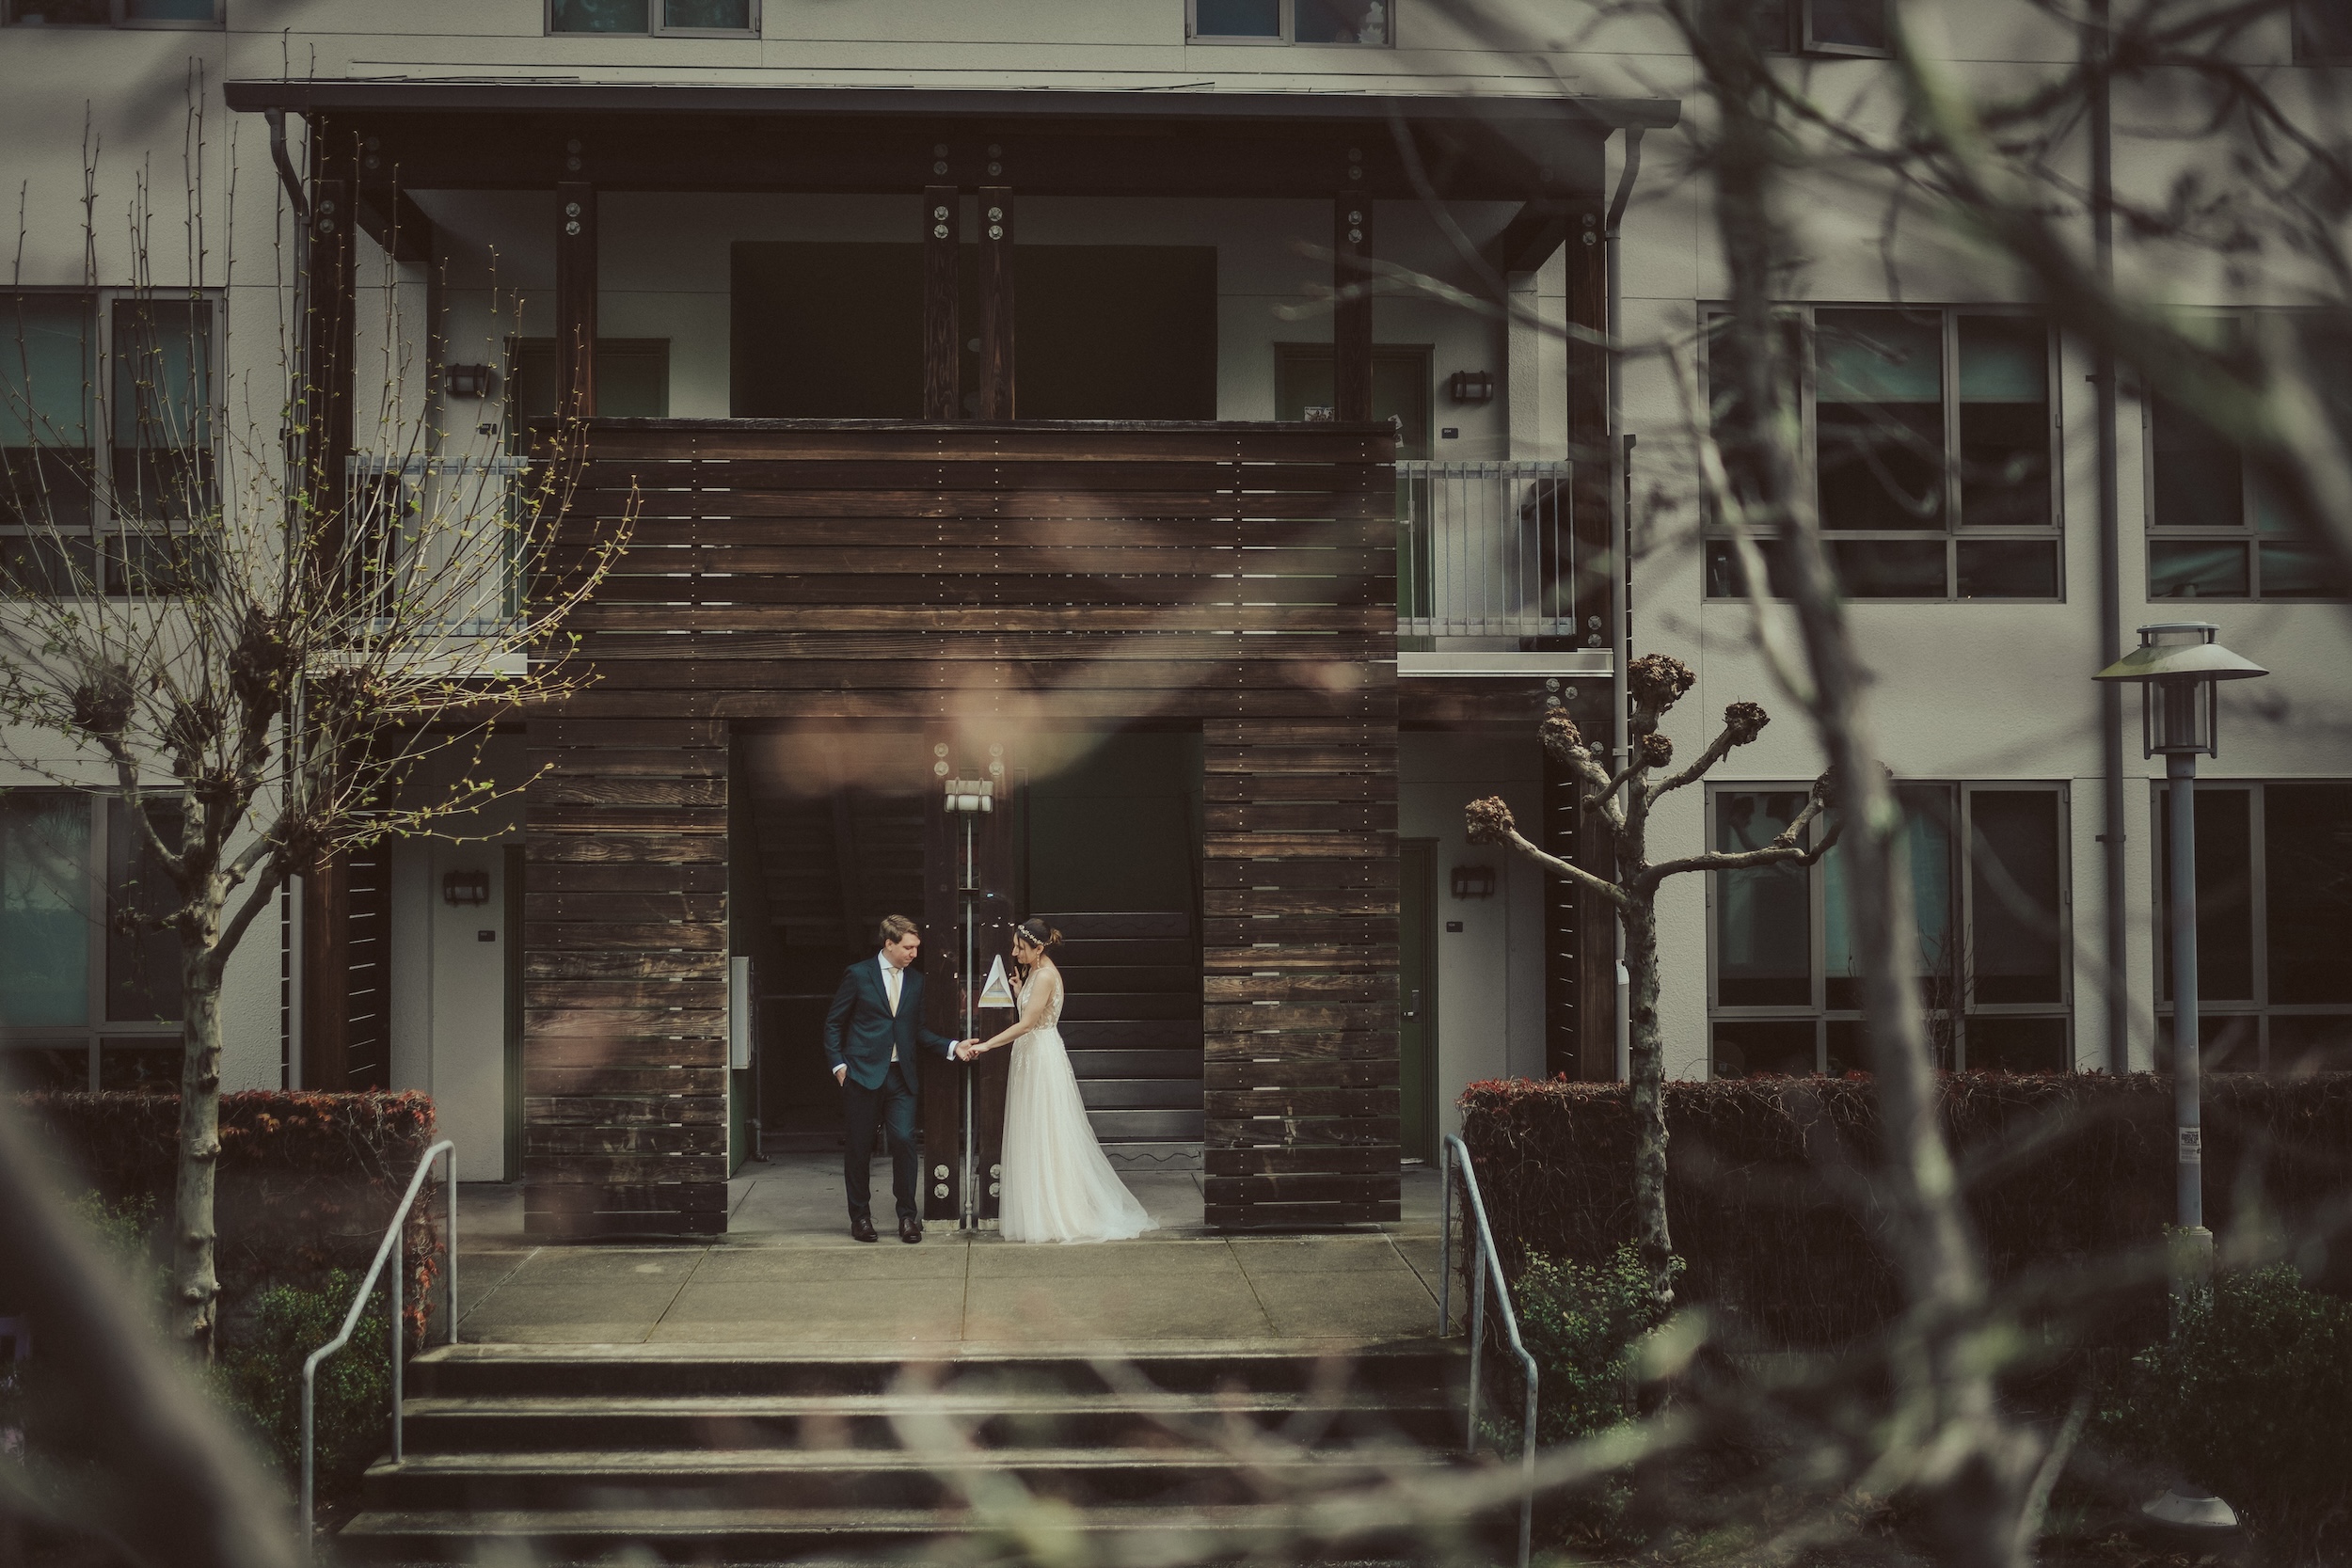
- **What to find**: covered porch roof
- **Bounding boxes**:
[219,80,1678,199]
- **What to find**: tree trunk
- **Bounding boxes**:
[1621,891,1674,1300]
[170,941,225,1359]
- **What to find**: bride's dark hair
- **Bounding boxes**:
[1014,917,1062,952]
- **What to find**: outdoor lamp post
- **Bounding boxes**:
[2093,621,2268,1280]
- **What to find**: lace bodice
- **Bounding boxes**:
[1020,968,1066,1031]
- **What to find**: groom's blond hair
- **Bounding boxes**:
[878,914,919,946]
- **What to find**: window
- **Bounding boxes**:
[2144,325,2350,599]
[2295,0,2352,62]
[1705,307,2061,601]
[548,0,757,34]
[1708,783,2073,1075]
[2155,781,2352,1074]
[0,790,183,1092]
[1189,0,1391,44]
[1743,0,1890,55]
[1273,342,1432,457]
[3,1,219,24]
[2,290,218,594]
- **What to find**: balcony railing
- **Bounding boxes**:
[345,453,527,635]
[1396,460,1580,644]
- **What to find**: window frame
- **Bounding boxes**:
[2139,320,2351,601]
[544,0,761,38]
[2293,0,2352,63]
[1,285,223,596]
[2150,778,2352,1072]
[2,1,222,27]
[1702,302,2067,604]
[0,787,185,1092]
[1185,0,1394,46]
[1800,0,1892,57]
[1704,779,2075,1075]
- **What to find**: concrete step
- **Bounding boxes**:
[408,1343,1462,1401]
[395,1388,1459,1453]
[338,1499,1456,1563]
[363,1445,1452,1511]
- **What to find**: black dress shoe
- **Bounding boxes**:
[899,1216,923,1243]
[850,1216,878,1243]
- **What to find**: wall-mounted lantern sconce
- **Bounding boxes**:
[1451,864,1498,899]
[443,363,498,399]
[944,778,994,815]
[442,869,490,907]
[1449,371,1495,404]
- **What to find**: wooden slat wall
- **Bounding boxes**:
[1201,721,1401,1227]
[522,717,731,1239]
[531,419,1397,1233]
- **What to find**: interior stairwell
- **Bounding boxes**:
[1045,911,1205,1172]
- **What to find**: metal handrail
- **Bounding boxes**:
[300,1139,456,1544]
[1438,1132,1538,1568]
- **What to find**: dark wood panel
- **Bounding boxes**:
[1205,1086,1398,1117]
[1204,974,1397,1003]
[523,1093,727,1125]
[575,423,1392,463]
[1204,772,1398,802]
[1205,888,1400,917]
[571,573,1394,608]
[1204,1173,1403,1205]
[524,980,728,1008]
[525,1181,731,1214]
[1205,1058,1398,1089]
[567,488,1383,522]
[526,1006,729,1035]
[522,1153,731,1182]
[527,1125,728,1157]
[522,921,730,950]
[523,863,729,894]
[1202,914,1401,945]
[532,719,726,749]
[1203,720,1397,745]
[568,632,1391,664]
[1205,1200,1400,1228]
[534,747,732,777]
[1204,746,1398,774]
[525,891,727,922]
[1203,942,1400,971]
[1202,832,1395,861]
[581,457,1388,493]
[566,604,1391,634]
[575,544,1398,577]
[1203,1117,1400,1148]
[524,832,729,864]
[525,949,729,981]
[578,512,1391,546]
[1204,1030,1398,1060]
[527,776,729,807]
[1204,1146,1398,1176]
[529,688,1396,721]
[1205,859,1397,888]
[525,1066,732,1096]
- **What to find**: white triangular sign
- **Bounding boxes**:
[977,953,1017,1009]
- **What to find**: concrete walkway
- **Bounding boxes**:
[453,1155,1456,1353]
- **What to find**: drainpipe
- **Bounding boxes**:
[1606,128,1645,1084]
[2091,1,2131,1073]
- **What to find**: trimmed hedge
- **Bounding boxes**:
[1458,1073,2352,1347]
[8,1090,447,1344]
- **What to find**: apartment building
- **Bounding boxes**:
[1,0,2344,1237]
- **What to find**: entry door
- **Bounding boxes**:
[919,737,1021,1225]
[1400,838,1439,1161]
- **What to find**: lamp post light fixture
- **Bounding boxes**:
[2097,622,2264,1540]
[2093,622,2268,1279]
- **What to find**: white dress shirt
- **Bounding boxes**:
[880,950,901,1062]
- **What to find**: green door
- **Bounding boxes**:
[1400,838,1438,1161]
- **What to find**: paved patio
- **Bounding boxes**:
[452,1156,1456,1353]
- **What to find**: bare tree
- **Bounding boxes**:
[1465,658,1839,1298]
[0,110,624,1356]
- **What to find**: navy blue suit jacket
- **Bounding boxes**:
[823,957,959,1091]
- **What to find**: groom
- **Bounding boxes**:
[822,915,971,1243]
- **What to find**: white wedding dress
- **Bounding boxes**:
[998,971,1157,1243]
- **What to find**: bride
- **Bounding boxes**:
[961,918,1157,1243]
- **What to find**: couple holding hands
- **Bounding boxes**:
[822,913,1156,1246]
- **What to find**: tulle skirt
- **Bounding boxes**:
[998,1024,1157,1243]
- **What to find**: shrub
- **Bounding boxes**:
[1514,1244,1676,1447]
[1458,1073,2352,1347]
[8,1090,445,1345]
[215,1272,394,1501]
[2096,1265,2352,1561]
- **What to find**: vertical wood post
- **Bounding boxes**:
[556,181,597,420]
[1334,191,1374,423]
[300,857,350,1090]
[1563,198,1618,1078]
[922,185,961,420]
[977,186,1015,420]
[920,733,961,1221]
[300,125,358,570]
